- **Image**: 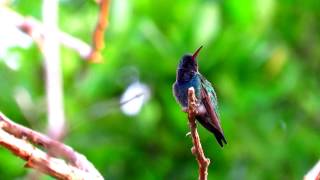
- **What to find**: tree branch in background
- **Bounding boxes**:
[87,0,110,63]
[42,0,66,140]
[0,7,92,59]
[304,160,320,180]
[187,88,210,180]
[0,112,104,180]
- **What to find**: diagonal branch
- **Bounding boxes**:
[0,112,104,180]
[187,87,210,180]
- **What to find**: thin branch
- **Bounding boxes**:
[187,87,210,180]
[119,93,145,106]
[0,112,104,180]
[0,7,92,59]
[88,0,110,63]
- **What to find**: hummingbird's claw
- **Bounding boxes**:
[197,104,206,115]
[191,146,196,154]
[186,132,191,137]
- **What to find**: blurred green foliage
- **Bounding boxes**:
[0,0,320,179]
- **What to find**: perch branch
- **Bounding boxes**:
[187,87,210,180]
[0,112,104,180]
[88,0,110,63]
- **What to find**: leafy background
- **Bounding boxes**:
[0,0,319,179]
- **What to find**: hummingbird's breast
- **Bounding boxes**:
[174,73,201,107]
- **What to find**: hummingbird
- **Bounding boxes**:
[173,46,227,147]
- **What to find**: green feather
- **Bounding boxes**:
[198,73,220,118]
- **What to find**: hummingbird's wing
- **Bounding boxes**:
[197,75,227,147]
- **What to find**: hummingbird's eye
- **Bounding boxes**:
[179,55,197,70]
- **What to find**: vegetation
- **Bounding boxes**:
[0,0,319,179]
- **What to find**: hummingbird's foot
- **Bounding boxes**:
[186,132,191,137]
[191,146,196,154]
[197,104,206,115]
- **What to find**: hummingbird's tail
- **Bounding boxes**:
[196,115,227,147]
[212,128,227,147]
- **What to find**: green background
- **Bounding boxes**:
[0,0,319,179]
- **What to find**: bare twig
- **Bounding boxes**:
[120,93,145,106]
[0,112,104,180]
[88,0,110,63]
[0,7,92,59]
[187,87,210,180]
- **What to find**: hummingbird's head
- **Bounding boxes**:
[178,46,203,72]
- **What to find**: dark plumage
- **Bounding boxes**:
[173,46,227,147]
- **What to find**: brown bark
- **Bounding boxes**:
[187,87,210,180]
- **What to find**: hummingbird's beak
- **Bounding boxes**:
[192,45,203,61]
